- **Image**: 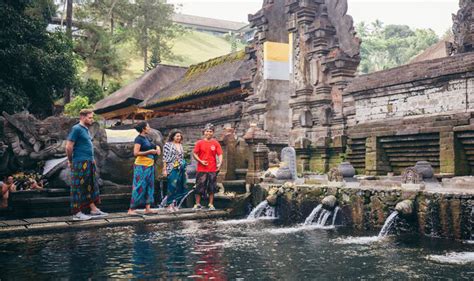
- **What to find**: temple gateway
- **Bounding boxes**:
[95,0,474,179]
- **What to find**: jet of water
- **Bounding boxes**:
[378,211,399,237]
[177,189,195,209]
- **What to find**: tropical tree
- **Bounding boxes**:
[0,0,76,117]
[356,20,439,74]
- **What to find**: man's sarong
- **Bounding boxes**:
[70,160,101,214]
[130,164,155,209]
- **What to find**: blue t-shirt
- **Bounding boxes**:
[68,124,94,162]
[134,135,156,159]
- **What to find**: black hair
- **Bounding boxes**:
[135,122,148,133]
[167,129,184,143]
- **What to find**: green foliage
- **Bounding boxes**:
[356,20,439,74]
[0,1,76,117]
[74,79,103,104]
[64,96,92,117]
[106,81,122,95]
[130,0,177,71]
[74,24,124,87]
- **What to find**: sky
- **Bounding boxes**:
[168,0,460,36]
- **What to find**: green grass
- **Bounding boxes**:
[83,30,245,87]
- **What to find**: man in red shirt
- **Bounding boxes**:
[192,123,223,210]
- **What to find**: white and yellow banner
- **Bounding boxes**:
[263,41,290,81]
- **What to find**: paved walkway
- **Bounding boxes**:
[0,208,232,238]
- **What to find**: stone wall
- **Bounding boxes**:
[146,101,245,144]
[254,183,473,240]
[343,53,474,176]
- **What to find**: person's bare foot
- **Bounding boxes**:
[144,209,158,214]
[128,209,138,215]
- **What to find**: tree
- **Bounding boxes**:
[74,24,124,87]
[130,0,175,72]
[0,1,76,117]
[64,96,92,117]
[74,79,103,104]
[356,20,439,74]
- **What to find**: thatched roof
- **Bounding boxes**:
[345,52,474,94]
[142,51,252,109]
[94,64,187,114]
[409,37,453,64]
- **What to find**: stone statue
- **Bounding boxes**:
[0,112,163,186]
[450,0,474,54]
[328,167,343,182]
[401,167,423,184]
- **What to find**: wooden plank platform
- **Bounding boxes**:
[0,208,232,238]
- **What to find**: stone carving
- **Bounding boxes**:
[401,167,423,184]
[450,0,474,54]
[325,0,361,58]
[0,112,163,186]
[328,167,343,182]
[268,151,280,167]
[280,147,297,181]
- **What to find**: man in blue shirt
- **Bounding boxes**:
[66,109,107,221]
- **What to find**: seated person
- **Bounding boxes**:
[29,178,43,190]
[1,175,16,208]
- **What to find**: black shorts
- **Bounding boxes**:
[195,172,218,197]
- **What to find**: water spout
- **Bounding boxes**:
[247,200,277,219]
[158,196,168,208]
[378,211,399,237]
[322,195,337,210]
[177,189,195,209]
[304,204,340,227]
[395,200,414,216]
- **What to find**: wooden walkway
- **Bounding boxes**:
[0,208,232,238]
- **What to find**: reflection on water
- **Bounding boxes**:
[0,220,472,279]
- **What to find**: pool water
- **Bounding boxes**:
[0,220,472,279]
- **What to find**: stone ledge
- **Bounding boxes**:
[0,209,232,238]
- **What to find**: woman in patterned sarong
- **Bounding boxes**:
[128,122,160,215]
[163,129,188,211]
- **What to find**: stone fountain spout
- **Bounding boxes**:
[395,200,414,216]
[322,195,337,210]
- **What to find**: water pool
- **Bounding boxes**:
[0,220,472,279]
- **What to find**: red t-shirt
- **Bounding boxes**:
[193,139,223,173]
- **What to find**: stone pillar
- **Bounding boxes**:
[244,124,270,185]
[217,126,237,183]
[365,136,390,175]
[294,137,311,174]
[439,132,469,176]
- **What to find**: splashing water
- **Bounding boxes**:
[178,190,195,209]
[333,210,399,244]
[378,211,399,237]
[426,252,474,265]
[304,204,323,225]
[158,196,168,208]
[304,205,340,227]
[247,201,277,220]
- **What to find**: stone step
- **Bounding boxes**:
[385,152,440,157]
[388,157,440,162]
[235,168,247,180]
[459,139,474,145]
[456,131,474,138]
[382,142,439,148]
[223,180,247,194]
[379,134,439,143]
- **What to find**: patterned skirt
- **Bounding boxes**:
[166,164,188,205]
[70,160,101,214]
[130,164,155,209]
